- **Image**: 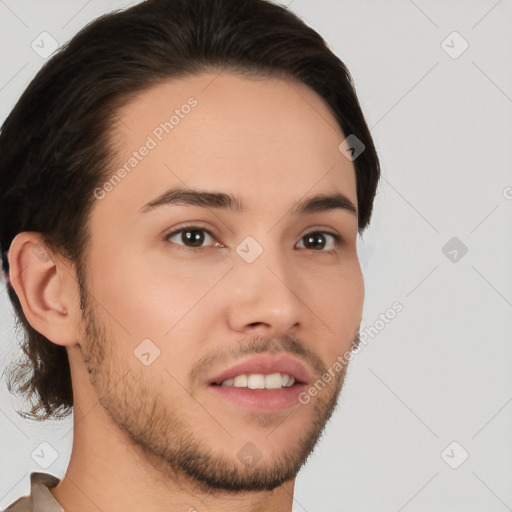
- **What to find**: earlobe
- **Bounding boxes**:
[7,232,81,348]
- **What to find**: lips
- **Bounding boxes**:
[207,354,312,386]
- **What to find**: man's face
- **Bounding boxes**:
[77,71,363,491]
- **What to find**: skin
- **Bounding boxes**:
[8,71,364,512]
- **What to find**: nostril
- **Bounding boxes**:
[248,322,265,328]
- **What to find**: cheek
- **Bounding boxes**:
[96,250,231,344]
[304,258,364,336]
[88,249,194,341]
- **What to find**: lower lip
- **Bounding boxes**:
[208,383,307,412]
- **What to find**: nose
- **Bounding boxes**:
[227,247,305,337]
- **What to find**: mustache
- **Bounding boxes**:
[190,334,335,385]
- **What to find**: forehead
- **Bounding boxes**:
[95,72,357,222]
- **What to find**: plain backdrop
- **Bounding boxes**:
[1,1,511,511]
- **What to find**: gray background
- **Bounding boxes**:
[1,0,511,510]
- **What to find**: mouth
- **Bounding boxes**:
[206,354,311,412]
[210,372,301,389]
[207,353,311,387]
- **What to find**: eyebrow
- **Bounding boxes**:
[139,186,357,217]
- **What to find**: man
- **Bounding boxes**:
[0,0,380,510]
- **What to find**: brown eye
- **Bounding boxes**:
[181,229,205,247]
[297,231,340,251]
[167,227,216,248]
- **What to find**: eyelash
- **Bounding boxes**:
[164,224,342,254]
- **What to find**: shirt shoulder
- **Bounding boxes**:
[3,472,62,512]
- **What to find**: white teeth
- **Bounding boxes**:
[218,373,296,389]
[233,375,248,387]
[265,373,283,389]
[248,374,265,389]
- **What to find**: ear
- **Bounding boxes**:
[7,232,82,348]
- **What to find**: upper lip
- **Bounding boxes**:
[207,354,313,385]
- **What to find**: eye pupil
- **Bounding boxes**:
[304,233,326,250]
[183,229,205,247]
